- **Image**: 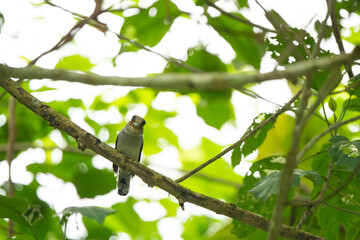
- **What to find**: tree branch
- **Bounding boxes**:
[0,48,359,91]
[327,0,354,78]
[176,88,303,183]
[0,73,325,240]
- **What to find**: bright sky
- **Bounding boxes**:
[0,0,356,239]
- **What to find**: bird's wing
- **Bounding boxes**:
[113,133,119,173]
[138,142,143,162]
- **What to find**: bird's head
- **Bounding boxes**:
[125,115,146,135]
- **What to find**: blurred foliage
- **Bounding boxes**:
[0,0,360,239]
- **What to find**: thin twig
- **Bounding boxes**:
[324,202,360,216]
[204,0,275,33]
[327,0,354,78]
[175,88,303,183]
[311,12,330,58]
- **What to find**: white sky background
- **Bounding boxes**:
[0,0,357,239]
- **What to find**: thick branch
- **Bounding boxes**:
[0,48,359,91]
[0,75,324,240]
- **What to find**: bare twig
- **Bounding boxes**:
[175,88,303,183]
[327,0,354,78]
[204,0,275,33]
[30,0,104,66]
[311,12,330,58]
[0,75,325,240]
[324,203,360,216]
[44,0,202,73]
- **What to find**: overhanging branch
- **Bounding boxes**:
[0,76,325,240]
[0,47,359,91]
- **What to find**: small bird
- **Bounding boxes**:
[113,115,145,196]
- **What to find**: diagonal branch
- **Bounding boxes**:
[176,88,303,183]
[0,47,359,91]
[0,73,325,240]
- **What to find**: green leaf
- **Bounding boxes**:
[233,156,281,237]
[83,217,113,239]
[249,169,322,201]
[328,97,337,112]
[182,216,215,239]
[165,48,227,73]
[55,54,95,71]
[159,199,178,217]
[0,195,32,225]
[328,136,360,169]
[73,168,116,198]
[104,198,159,237]
[61,206,116,225]
[314,20,332,40]
[346,97,360,112]
[120,0,180,48]
[347,73,360,97]
[236,0,249,8]
[232,113,274,167]
[207,14,265,69]
[196,91,234,130]
[231,145,241,168]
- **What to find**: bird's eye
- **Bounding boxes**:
[131,116,136,121]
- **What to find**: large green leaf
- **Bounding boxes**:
[207,14,265,69]
[61,206,116,225]
[73,168,115,198]
[233,156,282,238]
[196,91,234,130]
[120,0,180,48]
[249,169,322,201]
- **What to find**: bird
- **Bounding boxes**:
[113,115,145,196]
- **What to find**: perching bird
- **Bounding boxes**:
[113,115,145,196]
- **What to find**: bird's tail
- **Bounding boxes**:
[117,168,132,196]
